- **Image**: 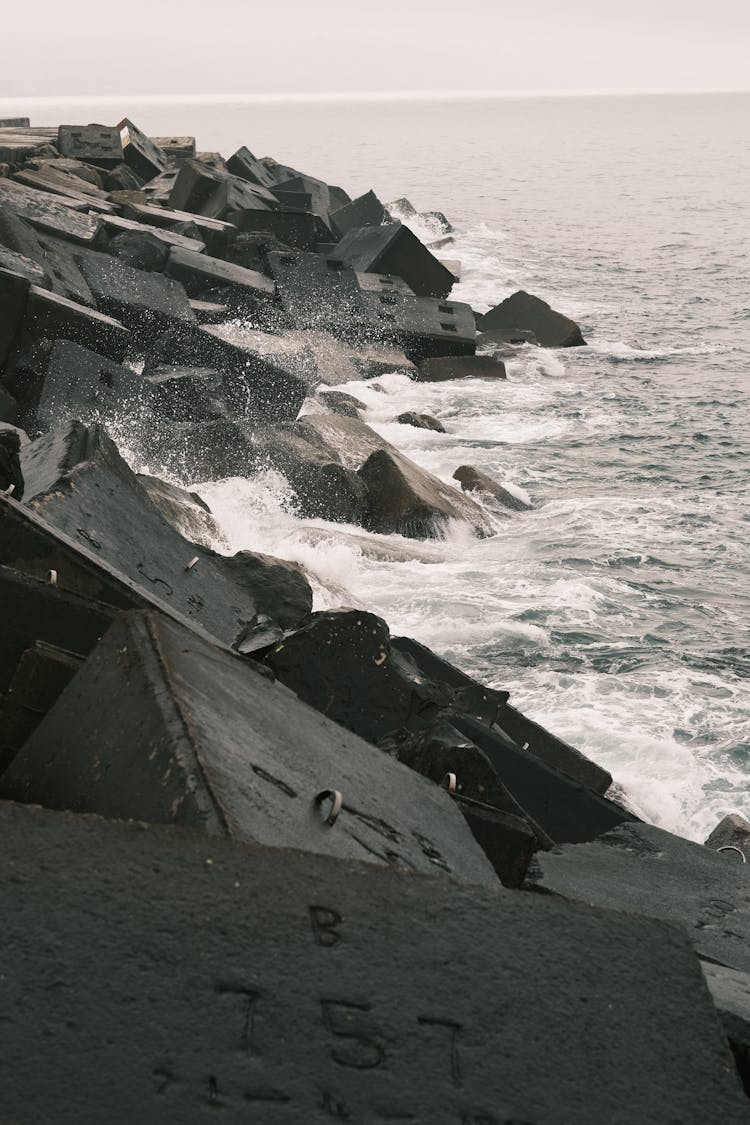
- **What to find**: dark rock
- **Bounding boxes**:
[0,265,29,368]
[389,634,509,726]
[226,144,277,189]
[153,417,257,482]
[0,243,48,287]
[705,813,750,859]
[106,229,169,271]
[528,820,750,970]
[13,286,129,364]
[417,353,507,380]
[330,188,389,237]
[257,423,368,523]
[20,422,312,644]
[165,245,275,304]
[318,389,366,417]
[135,474,224,548]
[1,801,746,1124]
[359,447,492,539]
[225,229,292,271]
[453,464,532,512]
[75,249,196,333]
[0,640,83,772]
[189,298,227,323]
[57,123,123,167]
[421,209,453,233]
[480,290,587,348]
[331,222,455,299]
[396,411,445,432]
[0,178,102,244]
[2,609,496,886]
[0,426,24,498]
[117,119,168,180]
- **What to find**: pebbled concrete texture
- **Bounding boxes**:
[0,799,747,1125]
[527,821,750,973]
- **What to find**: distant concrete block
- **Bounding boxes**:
[117,118,169,181]
[58,123,123,166]
[332,222,455,299]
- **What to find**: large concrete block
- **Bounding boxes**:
[58,123,123,166]
[703,962,750,1094]
[19,423,312,645]
[269,250,363,333]
[359,290,476,360]
[124,200,236,256]
[14,285,129,362]
[332,223,455,299]
[1,609,497,887]
[330,188,388,237]
[0,265,29,368]
[480,290,587,347]
[117,118,169,180]
[0,178,102,243]
[1,800,747,1123]
[165,245,274,303]
[226,206,325,251]
[272,173,333,228]
[0,243,48,287]
[76,248,197,332]
[101,212,207,255]
[528,820,750,971]
[0,639,83,771]
[150,135,196,160]
[226,144,277,188]
[14,165,116,211]
[417,354,507,381]
[169,158,276,219]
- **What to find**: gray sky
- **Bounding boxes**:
[2,0,749,98]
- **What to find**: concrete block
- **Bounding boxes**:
[140,166,179,203]
[76,249,197,332]
[144,364,228,422]
[269,250,363,333]
[226,144,276,188]
[0,265,29,369]
[361,291,476,360]
[1,800,746,1124]
[330,188,388,237]
[0,425,24,497]
[226,206,325,250]
[123,200,236,256]
[332,223,455,299]
[417,354,507,381]
[0,178,102,244]
[0,639,83,772]
[136,473,224,548]
[452,791,539,887]
[101,212,206,255]
[706,813,750,857]
[150,135,196,160]
[165,245,274,302]
[58,123,123,166]
[702,962,750,1094]
[0,117,30,128]
[169,158,276,219]
[14,164,114,206]
[481,290,587,347]
[0,243,48,287]
[106,229,170,272]
[272,173,333,228]
[0,384,19,423]
[14,286,128,364]
[528,820,750,970]
[19,422,312,644]
[189,297,227,323]
[2,608,497,888]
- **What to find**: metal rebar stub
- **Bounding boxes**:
[316,789,343,826]
[441,772,457,793]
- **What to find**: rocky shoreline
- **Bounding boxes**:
[1,115,749,1122]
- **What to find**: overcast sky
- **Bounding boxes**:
[2,0,749,99]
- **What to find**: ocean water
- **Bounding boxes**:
[9,91,749,841]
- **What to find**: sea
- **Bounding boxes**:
[6,90,749,842]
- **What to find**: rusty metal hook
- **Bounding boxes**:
[316,789,343,826]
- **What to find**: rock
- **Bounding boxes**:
[480,290,587,348]
[135,474,225,549]
[527,820,750,971]
[0,639,83,772]
[386,195,418,218]
[330,188,389,237]
[268,249,363,334]
[0,265,29,368]
[421,209,453,234]
[359,447,493,539]
[331,222,455,299]
[396,411,445,432]
[13,286,129,364]
[417,353,507,380]
[0,243,48,287]
[257,423,368,524]
[705,813,750,858]
[117,118,168,180]
[0,426,24,498]
[1,608,496,887]
[318,389,366,417]
[143,364,228,423]
[0,178,102,244]
[152,418,258,483]
[20,422,312,645]
[1,801,747,1125]
[453,465,532,512]
[75,249,197,333]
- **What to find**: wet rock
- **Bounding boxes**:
[705,813,750,858]
[396,411,445,432]
[493,697,611,793]
[453,464,532,512]
[135,474,225,549]
[257,423,368,523]
[452,793,540,887]
[359,447,493,539]
[331,222,455,299]
[417,353,507,380]
[20,422,312,644]
[0,385,19,424]
[1,608,496,886]
[317,389,366,417]
[422,209,453,234]
[480,290,587,347]
[1,800,746,1124]
[269,249,363,333]
[528,820,750,970]
[330,188,389,237]
[358,291,476,361]
[143,364,228,423]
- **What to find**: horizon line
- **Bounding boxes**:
[3,84,750,107]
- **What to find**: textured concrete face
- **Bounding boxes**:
[1,610,497,886]
[529,821,750,972]
[0,801,747,1125]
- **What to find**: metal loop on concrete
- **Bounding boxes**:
[316,789,343,826]
[0,484,15,498]
[48,569,58,586]
[441,772,457,793]
[716,845,747,863]
[185,556,199,572]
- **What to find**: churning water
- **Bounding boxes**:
[12,90,749,840]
